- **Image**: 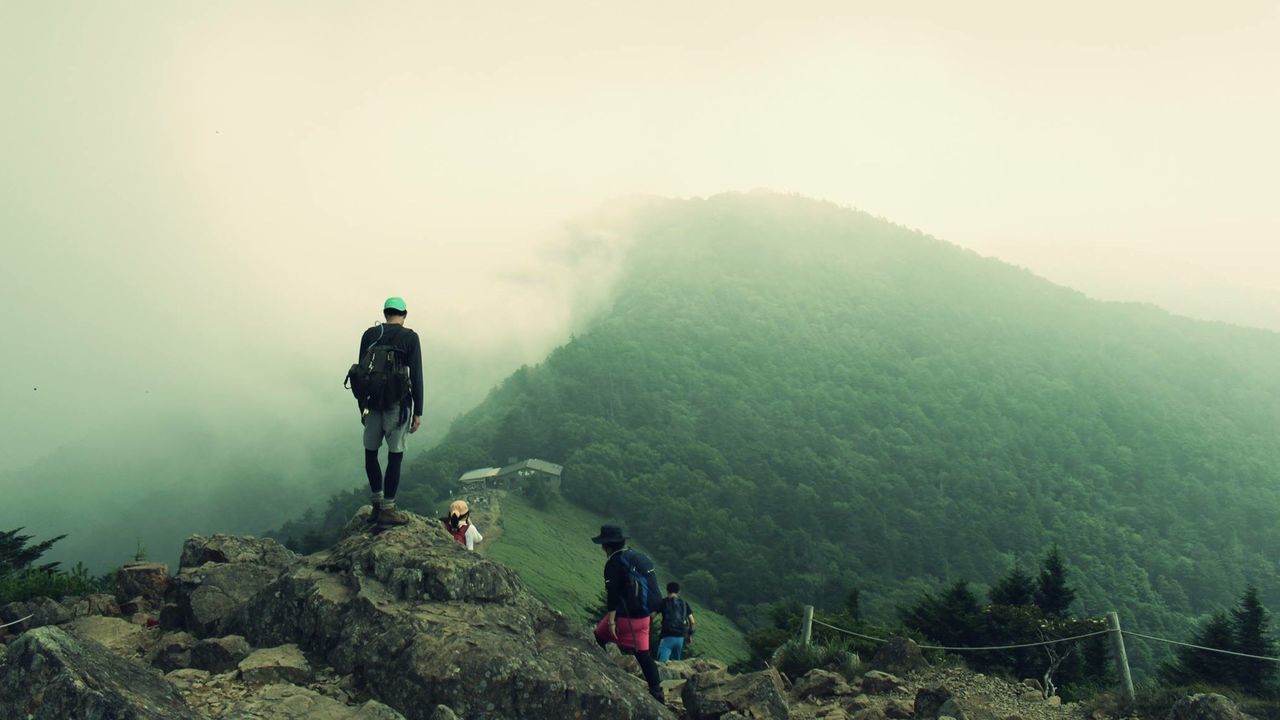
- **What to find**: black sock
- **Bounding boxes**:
[635,649,661,695]
[384,452,404,500]
[365,449,383,494]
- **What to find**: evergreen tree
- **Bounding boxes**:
[0,528,65,576]
[1230,586,1277,696]
[989,564,1037,607]
[1035,546,1076,617]
[901,579,982,648]
[1160,612,1237,688]
[844,587,862,621]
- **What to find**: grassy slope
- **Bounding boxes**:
[488,491,750,665]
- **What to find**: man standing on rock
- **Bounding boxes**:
[590,525,664,702]
[351,297,424,528]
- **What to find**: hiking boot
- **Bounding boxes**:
[375,507,410,527]
[649,687,665,703]
[366,504,381,524]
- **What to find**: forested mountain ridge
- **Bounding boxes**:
[345,193,1280,672]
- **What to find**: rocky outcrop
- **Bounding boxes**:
[792,668,854,701]
[682,667,791,719]
[232,510,669,720]
[224,683,405,720]
[180,534,299,571]
[151,631,197,671]
[67,592,123,619]
[173,535,297,637]
[0,626,200,720]
[1168,694,1253,720]
[862,670,905,695]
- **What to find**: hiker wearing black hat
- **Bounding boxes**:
[590,525,664,703]
[346,297,424,528]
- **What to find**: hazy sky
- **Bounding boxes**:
[3,0,1278,473]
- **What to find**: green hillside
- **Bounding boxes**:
[487,491,749,664]
[283,192,1280,677]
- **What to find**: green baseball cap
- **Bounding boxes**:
[384,296,407,312]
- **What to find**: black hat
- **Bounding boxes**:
[591,525,628,545]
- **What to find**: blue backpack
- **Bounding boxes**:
[618,550,661,616]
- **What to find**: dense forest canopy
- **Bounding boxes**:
[293,193,1280,674]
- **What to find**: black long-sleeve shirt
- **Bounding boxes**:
[358,323,424,416]
[603,550,651,619]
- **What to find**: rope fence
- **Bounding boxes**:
[0,614,34,630]
[802,606,1280,703]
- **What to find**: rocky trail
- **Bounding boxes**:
[0,509,1250,720]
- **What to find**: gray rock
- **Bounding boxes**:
[658,657,730,681]
[165,668,211,690]
[117,562,171,605]
[886,699,916,719]
[939,696,999,720]
[150,631,197,672]
[66,592,123,618]
[791,668,852,700]
[854,709,887,720]
[190,634,251,673]
[232,510,668,719]
[429,706,460,720]
[64,615,151,659]
[871,637,929,676]
[238,643,313,685]
[174,562,281,636]
[0,595,72,633]
[1168,695,1251,720]
[180,534,298,571]
[914,685,952,719]
[224,683,406,719]
[682,667,790,720]
[0,626,200,719]
[862,670,904,695]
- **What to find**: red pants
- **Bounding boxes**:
[595,615,651,652]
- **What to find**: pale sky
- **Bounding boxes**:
[2,0,1278,471]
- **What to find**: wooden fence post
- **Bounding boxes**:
[801,605,814,645]
[1106,611,1136,704]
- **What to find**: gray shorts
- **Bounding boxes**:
[363,403,411,453]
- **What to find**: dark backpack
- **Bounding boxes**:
[661,597,690,636]
[618,549,662,616]
[345,326,411,412]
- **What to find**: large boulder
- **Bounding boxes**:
[174,562,282,637]
[0,625,200,719]
[190,634,252,673]
[682,667,791,720]
[914,685,952,719]
[938,696,999,720]
[1167,694,1252,720]
[238,643,313,685]
[861,670,904,695]
[150,631,197,672]
[117,562,172,605]
[791,668,853,701]
[64,615,152,659]
[224,683,406,720]
[871,638,929,676]
[173,534,298,637]
[232,511,668,720]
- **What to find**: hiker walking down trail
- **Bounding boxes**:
[443,500,483,550]
[590,526,664,702]
[346,297,424,528]
[655,582,696,662]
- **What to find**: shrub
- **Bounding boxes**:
[773,638,861,681]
